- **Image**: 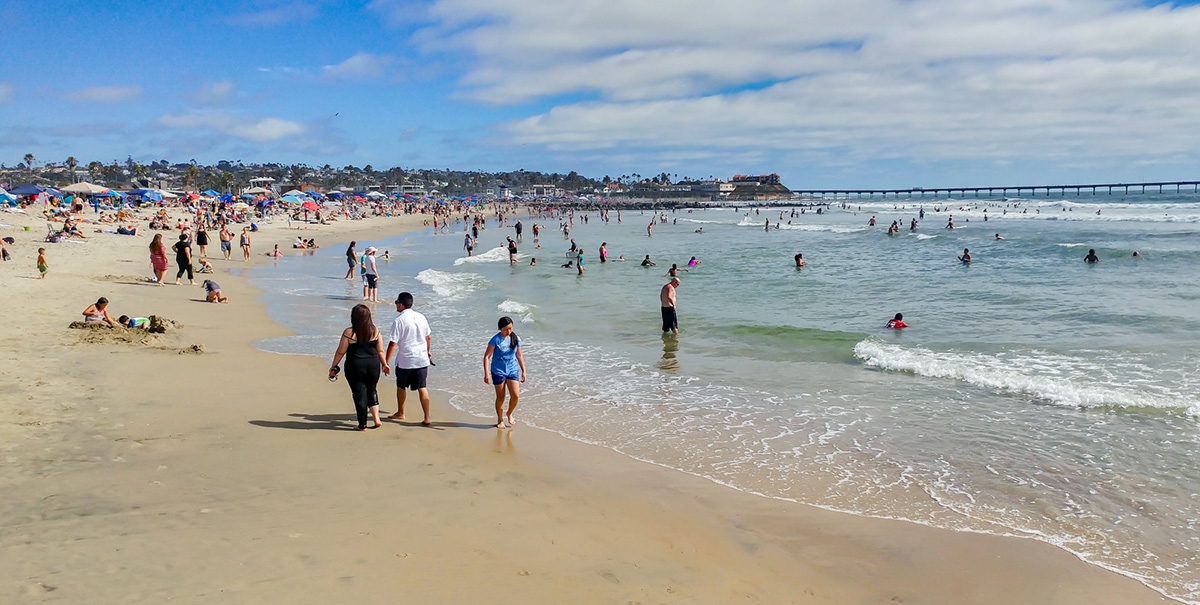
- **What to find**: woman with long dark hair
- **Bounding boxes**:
[483,316,526,429]
[149,233,168,285]
[344,241,357,280]
[330,304,390,430]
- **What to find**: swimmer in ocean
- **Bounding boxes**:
[641,255,657,267]
[686,256,699,267]
[886,313,908,329]
[959,248,972,263]
[1084,248,1101,263]
[664,263,688,278]
[794,253,806,267]
[995,233,1004,240]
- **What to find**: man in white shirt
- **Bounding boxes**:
[385,291,432,425]
[362,247,379,302]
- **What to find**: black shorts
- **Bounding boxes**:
[661,306,677,332]
[365,274,377,288]
[394,366,428,391]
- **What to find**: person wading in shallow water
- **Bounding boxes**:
[660,277,680,336]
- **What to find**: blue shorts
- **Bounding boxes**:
[221,241,232,252]
[491,371,520,384]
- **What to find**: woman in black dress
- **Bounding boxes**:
[196,225,209,258]
[329,304,390,430]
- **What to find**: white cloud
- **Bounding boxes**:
[321,52,394,81]
[189,80,236,105]
[157,112,306,142]
[66,85,143,104]
[229,2,320,26]
[0,82,13,103]
[400,0,1200,168]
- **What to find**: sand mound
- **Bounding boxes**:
[178,344,204,355]
[69,322,163,346]
[68,315,181,345]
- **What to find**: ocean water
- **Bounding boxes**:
[252,194,1200,603]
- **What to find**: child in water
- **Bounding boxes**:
[886,313,908,329]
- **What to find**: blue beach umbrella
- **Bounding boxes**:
[202,189,221,196]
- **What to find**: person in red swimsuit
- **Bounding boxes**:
[886,313,908,329]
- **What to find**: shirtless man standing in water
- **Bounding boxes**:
[660,277,680,336]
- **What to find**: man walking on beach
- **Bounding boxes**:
[219,224,233,260]
[660,277,680,336]
[385,292,433,425]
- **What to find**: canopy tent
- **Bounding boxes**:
[8,184,47,196]
[327,192,344,199]
[127,189,163,202]
[243,186,271,195]
[201,189,221,196]
[281,189,306,197]
[61,182,111,195]
[363,191,386,199]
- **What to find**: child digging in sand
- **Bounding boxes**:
[203,280,228,303]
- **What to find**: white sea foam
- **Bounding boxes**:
[1056,243,1088,247]
[915,234,937,240]
[497,299,536,323]
[853,340,1200,416]
[415,269,488,300]
[778,223,867,234]
[453,246,509,265]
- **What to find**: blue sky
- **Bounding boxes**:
[4,0,1200,188]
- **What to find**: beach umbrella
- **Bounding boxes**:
[282,189,305,197]
[61,181,111,195]
[280,195,304,204]
[302,200,320,211]
[8,184,46,196]
[201,189,221,196]
[232,202,250,210]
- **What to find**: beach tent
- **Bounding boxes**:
[0,187,15,205]
[8,184,47,196]
[61,182,111,195]
[328,192,344,199]
[128,189,163,202]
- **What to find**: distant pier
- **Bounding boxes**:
[792,180,1200,199]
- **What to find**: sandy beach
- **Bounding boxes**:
[0,208,1172,604]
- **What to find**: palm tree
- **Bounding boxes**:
[65,156,78,183]
[183,165,200,191]
[132,163,148,186]
[218,171,234,193]
[88,161,102,183]
[23,153,34,180]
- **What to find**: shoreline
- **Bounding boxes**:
[0,208,1174,603]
